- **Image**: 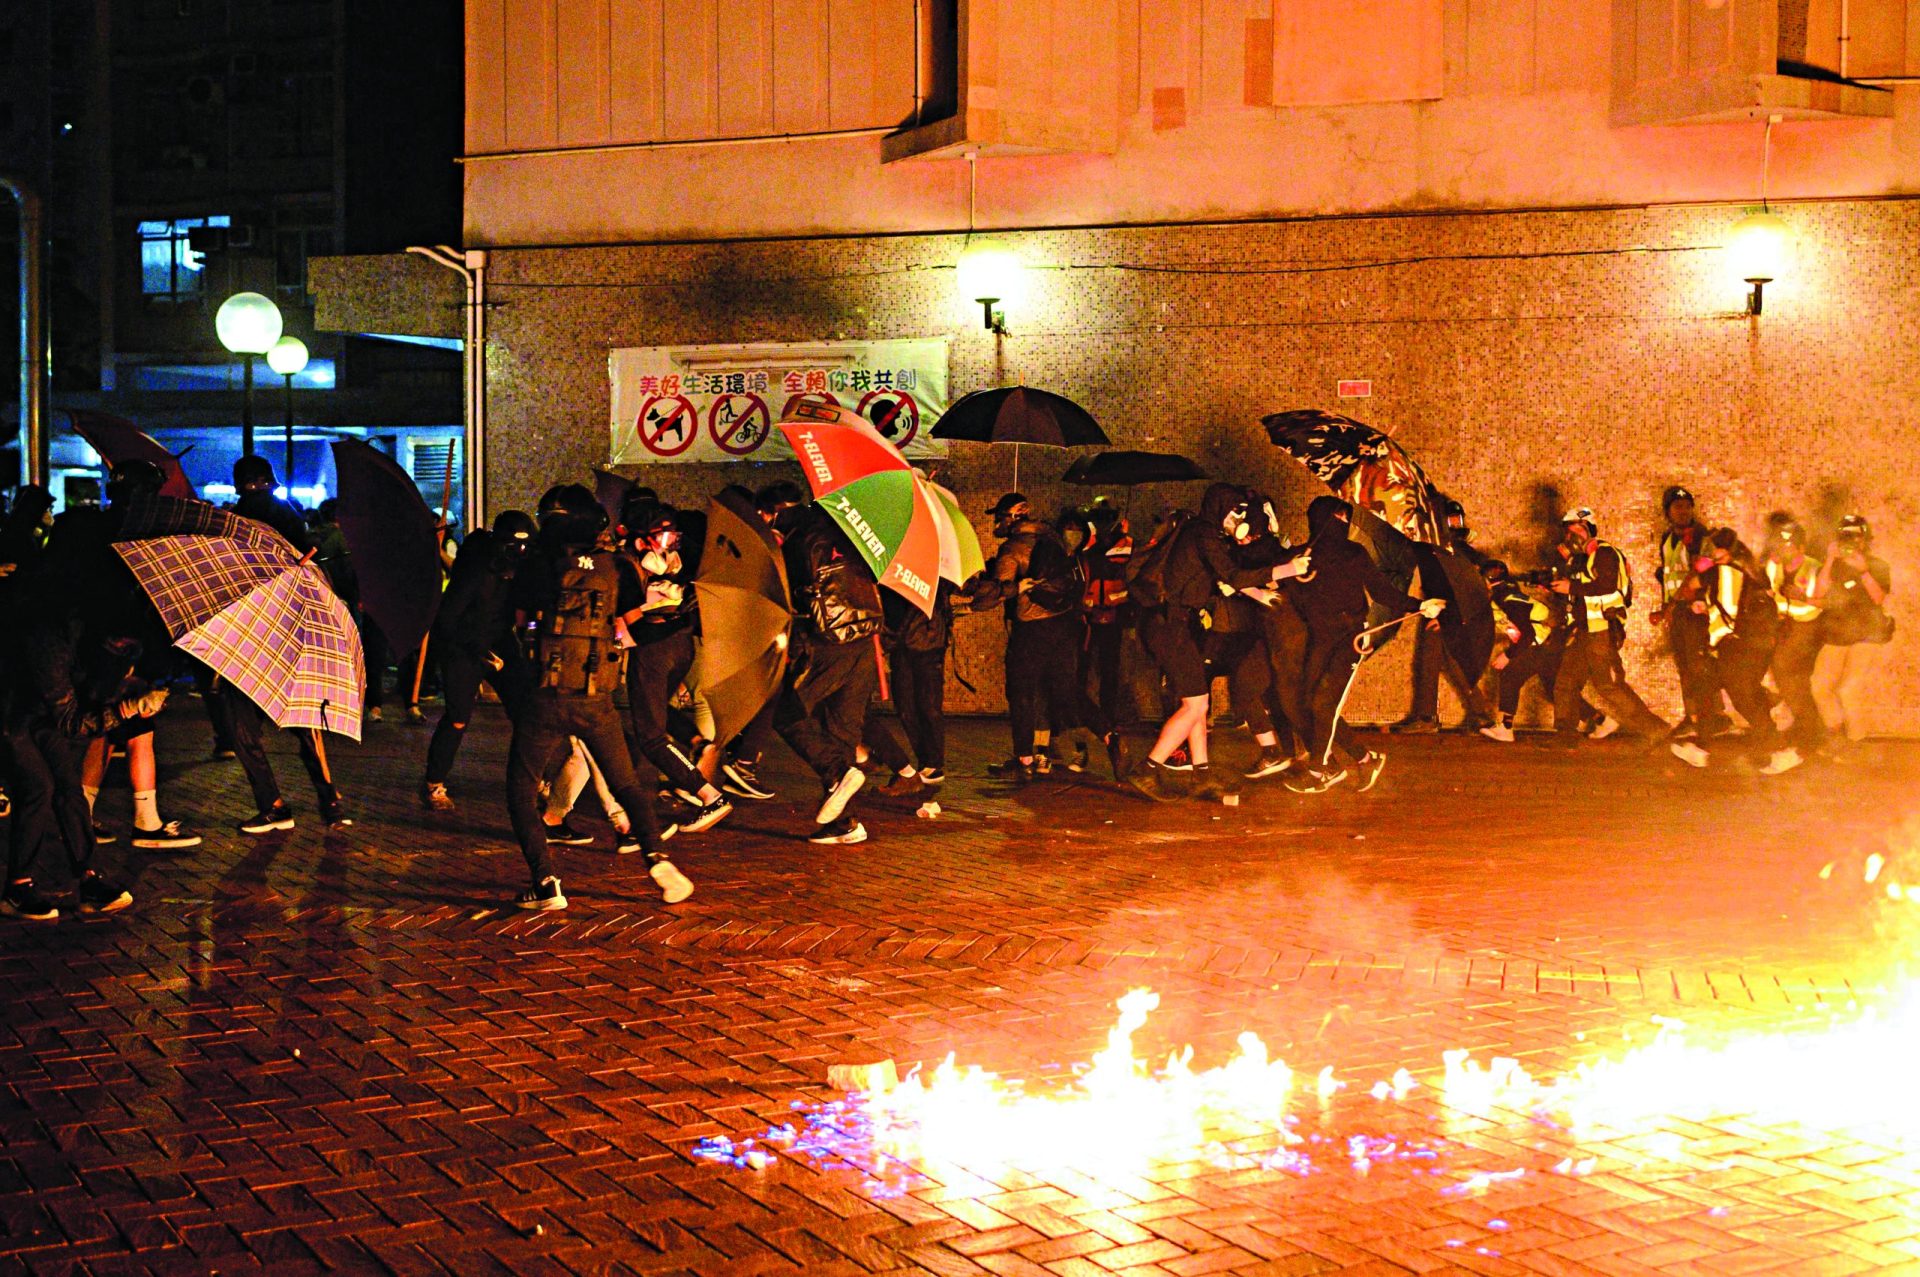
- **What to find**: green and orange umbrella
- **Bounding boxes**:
[777,403,983,616]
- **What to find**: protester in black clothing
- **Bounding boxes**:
[964,493,1123,783]
[1218,492,1309,780]
[874,582,952,790]
[1389,499,1494,734]
[1669,528,1803,775]
[775,503,884,844]
[1479,560,1566,742]
[1130,484,1310,802]
[421,510,539,809]
[1284,495,1443,795]
[217,455,350,834]
[613,500,732,833]
[2,611,156,920]
[714,481,805,802]
[504,484,690,909]
[1650,487,1723,739]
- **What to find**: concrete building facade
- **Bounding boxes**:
[314,0,1920,730]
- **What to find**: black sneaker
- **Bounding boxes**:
[808,818,868,845]
[77,873,133,915]
[1386,717,1439,735]
[239,802,295,835]
[1,880,58,921]
[720,760,774,801]
[131,820,203,851]
[93,822,118,845]
[878,772,926,801]
[918,767,947,786]
[1354,750,1388,792]
[1064,745,1090,773]
[614,831,643,855]
[1162,747,1193,772]
[985,756,1027,777]
[1032,753,1054,776]
[319,796,354,829]
[1124,763,1176,803]
[1243,747,1294,780]
[679,796,733,834]
[1284,766,1349,795]
[545,822,595,846]
[516,876,567,911]
[1186,768,1237,804]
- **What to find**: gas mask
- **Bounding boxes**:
[1223,503,1253,543]
[637,526,681,577]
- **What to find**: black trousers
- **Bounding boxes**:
[1712,635,1782,755]
[624,630,706,794]
[1006,614,1100,757]
[775,638,878,786]
[889,645,947,770]
[1081,621,1128,727]
[1304,622,1366,767]
[1210,630,1272,735]
[425,646,533,785]
[1254,604,1312,757]
[2,723,95,883]
[1495,642,1558,716]
[360,614,390,710]
[506,693,663,883]
[209,682,335,811]
[1409,621,1492,722]
[1667,610,1722,728]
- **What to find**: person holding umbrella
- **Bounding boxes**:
[769,500,886,845]
[503,484,691,909]
[420,510,539,811]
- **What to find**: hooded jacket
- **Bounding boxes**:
[1159,484,1276,612]
[784,506,884,646]
[966,516,1077,624]
[1289,496,1418,633]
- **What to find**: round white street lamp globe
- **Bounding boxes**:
[215,291,284,355]
[266,335,310,377]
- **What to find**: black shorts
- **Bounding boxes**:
[1144,608,1209,699]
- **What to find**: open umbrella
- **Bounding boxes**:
[67,409,196,500]
[113,496,365,740]
[689,490,792,748]
[331,440,444,662]
[1262,408,1491,679]
[924,478,986,585]
[932,386,1109,487]
[777,402,946,617]
[1061,450,1207,487]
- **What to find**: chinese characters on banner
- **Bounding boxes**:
[609,338,951,465]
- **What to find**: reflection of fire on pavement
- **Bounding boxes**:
[696,841,1920,1215]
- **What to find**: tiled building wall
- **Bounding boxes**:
[471,198,1917,732]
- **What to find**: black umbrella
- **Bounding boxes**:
[932,386,1109,487]
[1413,543,1496,681]
[330,439,444,662]
[1061,450,1207,487]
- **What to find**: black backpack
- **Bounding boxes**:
[1124,511,1192,610]
[1022,531,1085,615]
[536,550,626,695]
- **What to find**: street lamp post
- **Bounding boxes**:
[215,292,284,457]
[266,335,309,479]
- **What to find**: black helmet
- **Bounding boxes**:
[106,458,167,504]
[1662,485,1694,513]
[1837,513,1872,542]
[537,482,607,546]
[493,509,536,541]
[989,492,1030,519]
[621,493,674,537]
[1443,498,1467,527]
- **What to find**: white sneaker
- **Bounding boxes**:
[1479,723,1515,743]
[1759,747,1805,776]
[1590,716,1621,741]
[1669,741,1710,768]
[815,767,867,825]
[649,859,694,904]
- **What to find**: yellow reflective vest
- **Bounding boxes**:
[1765,556,1821,623]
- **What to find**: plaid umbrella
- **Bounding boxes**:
[114,502,365,740]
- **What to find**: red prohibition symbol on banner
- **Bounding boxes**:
[781,391,841,420]
[635,394,698,457]
[708,393,772,456]
[858,389,919,446]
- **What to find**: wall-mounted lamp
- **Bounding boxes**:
[956,240,1026,334]
[1729,210,1790,316]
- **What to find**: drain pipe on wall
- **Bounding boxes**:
[2,173,49,486]
[406,245,488,530]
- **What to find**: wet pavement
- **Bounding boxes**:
[3,705,1918,1275]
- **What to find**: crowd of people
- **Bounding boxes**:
[0,455,1897,921]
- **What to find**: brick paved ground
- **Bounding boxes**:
[4,703,1920,1275]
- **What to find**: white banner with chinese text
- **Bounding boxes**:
[609,338,950,465]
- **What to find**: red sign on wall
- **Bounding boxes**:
[1337,380,1372,399]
